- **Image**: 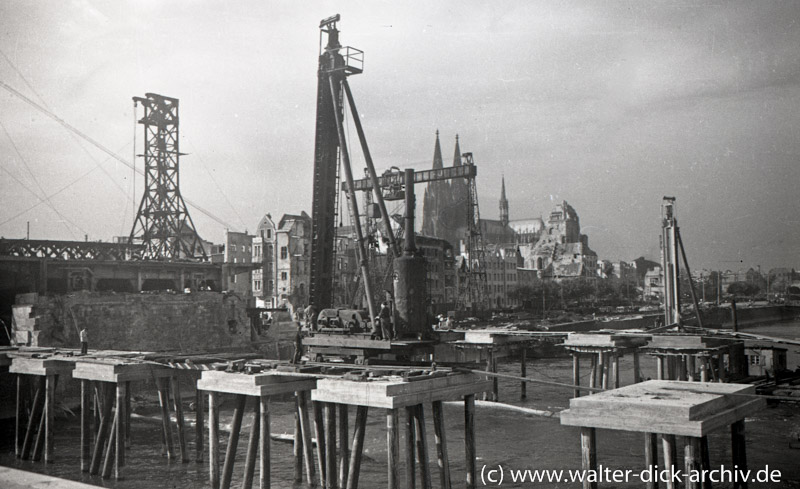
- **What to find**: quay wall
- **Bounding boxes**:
[543,314,661,332]
[12,291,254,352]
[701,305,796,328]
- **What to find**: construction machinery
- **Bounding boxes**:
[303,16,489,363]
[304,15,433,363]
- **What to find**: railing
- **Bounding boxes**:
[342,46,364,73]
[0,239,144,261]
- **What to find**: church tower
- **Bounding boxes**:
[449,134,469,239]
[499,176,509,227]
[421,130,447,238]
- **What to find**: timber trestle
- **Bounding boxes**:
[9,347,491,489]
[9,348,205,480]
[72,358,202,479]
[196,368,318,489]
[10,353,73,465]
[310,370,491,489]
[561,333,651,396]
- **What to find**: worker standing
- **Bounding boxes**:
[303,304,317,331]
[79,327,88,355]
[291,321,304,364]
[378,301,393,340]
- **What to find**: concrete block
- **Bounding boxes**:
[14,331,31,346]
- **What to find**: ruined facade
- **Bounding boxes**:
[252,214,277,306]
[210,230,255,296]
[508,217,544,244]
[249,212,311,309]
[520,201,597,278]
[275,212,312,309]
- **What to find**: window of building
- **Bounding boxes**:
[254,280,262,292]
[232,274,237,283]
[750,355,761,365]
[281,246,288,259]
[231,244,237,252]
[266,229,272,239]
[268,280,274,291]
[281,272,288,280]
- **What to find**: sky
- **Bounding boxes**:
[1,0,799,272]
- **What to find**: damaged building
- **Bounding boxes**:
[520,201,597,278]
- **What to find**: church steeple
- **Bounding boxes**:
[452,134,462,166]
[432,129,443,169]
[499,176,509,227]
[422,130,447,239]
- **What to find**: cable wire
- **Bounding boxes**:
[0,79,234,230]
[0,142,130,228]
[184,137,247,231]
[0,120,82,237]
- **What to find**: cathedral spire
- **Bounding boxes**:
[452,134,462,166]
[432,129,443,170]
[500,175,509,227]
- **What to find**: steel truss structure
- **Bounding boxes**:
[128,93,206,260]
[0,239,142,261]
[458,153,488,311]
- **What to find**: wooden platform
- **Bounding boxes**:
[72,358,175,382]
[560,380,765,437]
[642,334,738,352]
[9,356,75,377]
[196,370,317,396]
[311,371,491,408]
[562,332,650,349]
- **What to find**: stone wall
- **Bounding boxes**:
[13,290,255,352]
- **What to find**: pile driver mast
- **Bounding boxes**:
[660,197,705,329]
[308,15,399,326]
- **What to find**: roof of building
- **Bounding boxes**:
[278,211,310,230]
[508,217,544,233]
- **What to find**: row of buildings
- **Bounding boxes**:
[206,132,620,313]
[220,132,800,311]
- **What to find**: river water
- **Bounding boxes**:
[1,320,798,488]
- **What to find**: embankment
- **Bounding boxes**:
[11,291,257,352]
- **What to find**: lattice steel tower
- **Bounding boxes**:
[458,152,488,311]
[129,93,207,260]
